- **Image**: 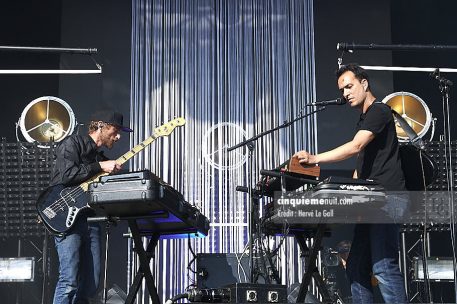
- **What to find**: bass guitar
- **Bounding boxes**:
[36,117,185,235]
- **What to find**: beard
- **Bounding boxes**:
[104,140,114,149]
[100,131,115,149]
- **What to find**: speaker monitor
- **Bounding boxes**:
[196,253,251,289]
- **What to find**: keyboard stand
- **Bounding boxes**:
[125,218,161,304]
[295,223,332,303]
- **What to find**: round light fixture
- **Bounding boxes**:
[381,92,434,142]
[18,96,76,143]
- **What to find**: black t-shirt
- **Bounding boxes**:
[356,101,405,191]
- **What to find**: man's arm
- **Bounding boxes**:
[294,130,375,165]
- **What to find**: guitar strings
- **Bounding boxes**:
[45,186,85,212]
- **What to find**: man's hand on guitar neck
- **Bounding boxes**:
[99,160,122,174]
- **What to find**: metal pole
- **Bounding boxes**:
[0,45,97,54]
[103,222,111,304]
[41,230,51,304]
[16,238,22,304]
[337,43,457,52]
[401,231,409,297]
[247,144,254,283]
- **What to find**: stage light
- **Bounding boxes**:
[0,257,35,282]
[17,96,76,144]
[381,92,434,142]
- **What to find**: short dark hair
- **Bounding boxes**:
[335,63,370,84]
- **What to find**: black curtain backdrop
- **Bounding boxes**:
[0,1,61,142]
[391,0,457,139]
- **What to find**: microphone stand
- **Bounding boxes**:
[227,106,326,283]
[431,69,457,302]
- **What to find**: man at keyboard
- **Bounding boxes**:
[294,63,407,303]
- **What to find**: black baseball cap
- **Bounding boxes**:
[91,110,133,132]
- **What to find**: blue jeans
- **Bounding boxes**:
[346,224,407,303]
[53,217,101,304]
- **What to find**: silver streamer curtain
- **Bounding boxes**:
[130,0,317,301]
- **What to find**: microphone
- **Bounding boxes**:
[430,68,453,86]
[236,185,263,196]
[306,98,347,106]
[336,42,352,51]
[430,68,440,80]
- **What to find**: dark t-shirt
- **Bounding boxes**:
[356,101,405,191]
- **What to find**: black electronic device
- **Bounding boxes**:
[88,170,209,304]
[196,253,256,289]
[88,170,209,238]
[260,177,388,303]
[89,170,161,216]
[188,283,287,303]
[224,283,287,303]
[317,176,384,189]
[310,176,386,205]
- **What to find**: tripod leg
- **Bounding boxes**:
[41,230,51,304]
[400,231,409,298]
[296,225,326,303]
[102,223,111,304]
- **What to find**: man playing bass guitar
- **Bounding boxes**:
[49,110,132,304]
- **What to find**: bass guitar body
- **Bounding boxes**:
[37,184,89,235]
